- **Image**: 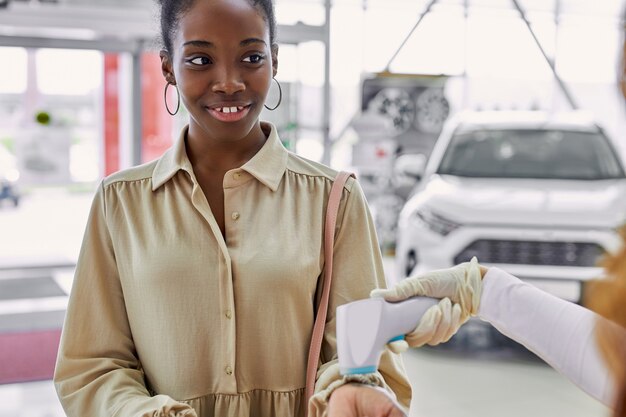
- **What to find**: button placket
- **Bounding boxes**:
[221,186,238,392]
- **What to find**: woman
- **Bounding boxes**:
[53,1,411,416]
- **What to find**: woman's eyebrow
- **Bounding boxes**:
[183,40,214,48]
[240,38,267,47]
[181,39,266,48]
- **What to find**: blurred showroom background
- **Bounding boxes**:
[0,0,625,416]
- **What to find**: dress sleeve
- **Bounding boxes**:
[308,179,412,416]
[478,267,617,407]
[53,182,196,417]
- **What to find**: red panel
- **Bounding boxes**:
[103,54,120,176]
[0,329,61,384]
[142,53,173,164]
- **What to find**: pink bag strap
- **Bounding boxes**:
[305,171,355,414]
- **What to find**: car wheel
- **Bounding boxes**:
[405,251,417,277]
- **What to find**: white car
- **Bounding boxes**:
[395,111,626,303]
[0,145,20,207]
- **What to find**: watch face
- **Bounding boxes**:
[414,88,450,133]
[370,88,416,134]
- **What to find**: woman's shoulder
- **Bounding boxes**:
[285,151,356,192]
[102,159,160,189]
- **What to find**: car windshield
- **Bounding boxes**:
[437,129,626,180]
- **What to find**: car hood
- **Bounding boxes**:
[411,174,626,229]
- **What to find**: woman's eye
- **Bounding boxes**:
[243,54,265,64]
[189,56,211,66]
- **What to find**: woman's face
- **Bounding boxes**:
[162,0,277,143]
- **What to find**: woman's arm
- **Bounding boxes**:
[308,179,412,417]
[479,268,616,406]
[53,182,195,417]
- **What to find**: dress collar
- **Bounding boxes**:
[152,121,288,192]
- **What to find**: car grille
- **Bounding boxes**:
[454,239,605,267]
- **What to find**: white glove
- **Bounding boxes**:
[387,297,465,353]
[372,257,483,315]
[372,257,483,350]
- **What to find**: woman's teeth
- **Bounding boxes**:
[208,104,250,122]
[217,106,244,113]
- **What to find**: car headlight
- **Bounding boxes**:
[413,207,461,236]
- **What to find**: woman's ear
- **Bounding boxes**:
[271,44,279,78]
[160,50,176,85]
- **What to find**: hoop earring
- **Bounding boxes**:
[164,82,180,116]
[264,78,282,111]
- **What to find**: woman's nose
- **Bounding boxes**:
[212,67,245,95]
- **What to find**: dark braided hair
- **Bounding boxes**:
[157,0,278,55]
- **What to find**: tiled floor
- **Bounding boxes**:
[0,380,64,417]
[0,191,613,417]
[403,348,610,417]
[0,191,90,269]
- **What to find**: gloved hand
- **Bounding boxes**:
[371,257,484,351]
[385,297,465,352]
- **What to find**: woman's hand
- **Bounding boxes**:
[328,384,406,417]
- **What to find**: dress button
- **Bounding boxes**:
[231,212,240,221]
[225,365,233,375]
[225,310,232,319]
[233,172,242,180]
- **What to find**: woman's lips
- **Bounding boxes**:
[207,105,251,122]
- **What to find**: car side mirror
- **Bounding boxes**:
[395,153,427,180]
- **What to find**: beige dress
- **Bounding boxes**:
[54,122,412,417]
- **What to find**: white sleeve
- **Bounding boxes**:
[478,267,616,407]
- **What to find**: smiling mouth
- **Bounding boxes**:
[215,106,245,114]
[207,105,251,122]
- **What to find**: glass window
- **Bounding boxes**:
[556,16,620,83]
[0,47,27,94]
[275,0,325,26]
[438,129,625,180]
[36,49,103,96]
[466,13,552,80]
[389,9,466,75]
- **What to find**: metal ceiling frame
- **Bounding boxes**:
[0,34,144,53]
[383,0,580,110]
[0,3,327,46]
[0,1,332,165]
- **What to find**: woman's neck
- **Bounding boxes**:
[186,122,268,173]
